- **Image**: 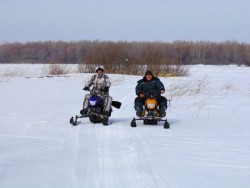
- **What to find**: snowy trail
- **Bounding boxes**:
[0,65,250,188]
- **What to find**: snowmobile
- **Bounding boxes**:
[131,93,170,129]
[70,93,121,126]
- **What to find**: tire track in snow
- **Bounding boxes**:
[134,130,192,188]
[65,123,102,188]
[77,124,164,188]
[127,131,162,188]
[65,125,80,188]
[128,127,206,188]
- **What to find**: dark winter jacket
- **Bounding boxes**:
[135,76,165,97]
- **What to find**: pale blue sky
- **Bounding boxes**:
[0,0,250,43]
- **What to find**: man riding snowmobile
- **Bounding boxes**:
[80,65,112,125]
[134,70,168,118]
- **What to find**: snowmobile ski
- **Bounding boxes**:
[69,115,87,126]
[131,117,170,129]
[69,115,112,126]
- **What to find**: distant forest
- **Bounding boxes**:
[0,40,250,74]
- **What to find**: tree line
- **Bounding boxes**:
[0,40,249,75]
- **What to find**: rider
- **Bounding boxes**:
[134,70,167,117]
[80,65,112,117]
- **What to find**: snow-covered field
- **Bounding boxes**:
[0,64,250,188]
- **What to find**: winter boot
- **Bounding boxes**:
[136,109,144,117]
[101,116,109,125]
[102,111,109,117]
[80,108,88,115]
[159,107,166,117]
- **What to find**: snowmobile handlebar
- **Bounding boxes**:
[83,86,90,91]
[142,91,161,99]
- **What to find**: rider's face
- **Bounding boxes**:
[146,75,152,81]
[97,70,103,75]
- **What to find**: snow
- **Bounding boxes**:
[0,64,250,188]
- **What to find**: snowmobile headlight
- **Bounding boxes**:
[89,100,97,106]
[147,103,156,109]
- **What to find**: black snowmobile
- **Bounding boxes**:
[70,93,121,126]
[131,93,170,129]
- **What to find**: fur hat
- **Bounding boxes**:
[145,70,153,76]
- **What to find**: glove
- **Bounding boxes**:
[104,86,109,92]
[83,87,90,91]
[138,92,144,98]
[139,93,144,98]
